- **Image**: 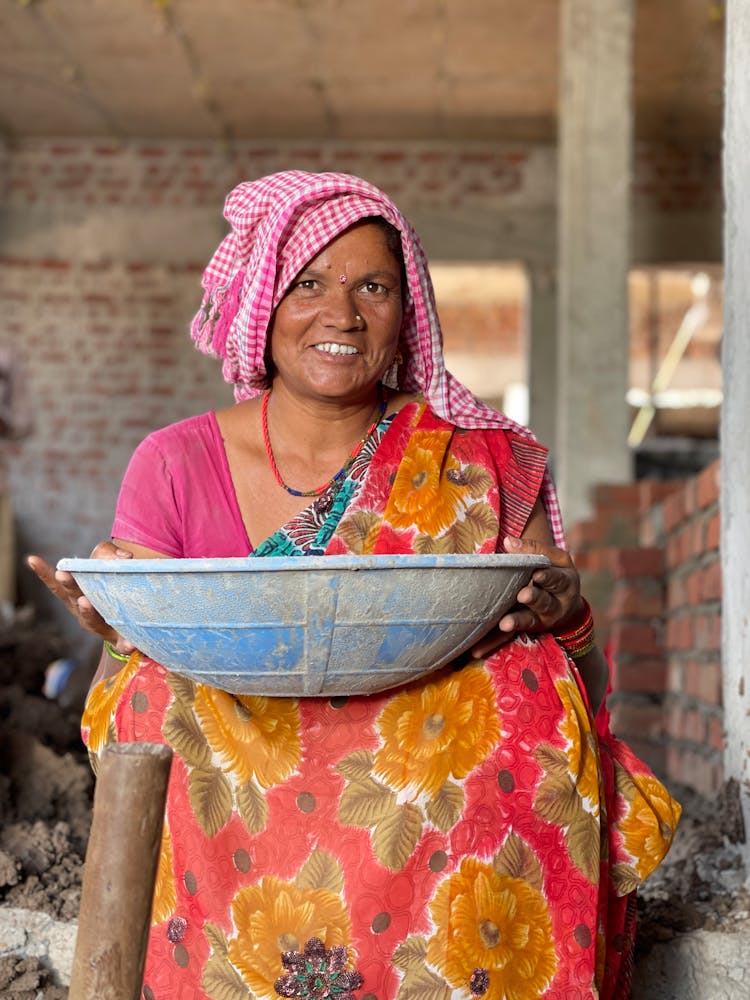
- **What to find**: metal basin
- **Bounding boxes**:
[57,553,549,697]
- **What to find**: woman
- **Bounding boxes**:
[30,171,679,1000]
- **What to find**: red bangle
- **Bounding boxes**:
[553,598,596,659]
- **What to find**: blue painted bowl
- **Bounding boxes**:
[57,554,549,697]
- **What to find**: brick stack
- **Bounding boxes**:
[567,464,722,794]
[661,462,723,791]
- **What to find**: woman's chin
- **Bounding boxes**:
[279,367,383,405]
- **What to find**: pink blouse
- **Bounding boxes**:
[112,412,252,557]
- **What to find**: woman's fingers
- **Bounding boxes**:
[26,554,58,590]
[471,533,591,662]
[27,555,82,604]
[471,626,517,658]
[502,536,584,634]
[26,550,125,645]
[90,540,133,560]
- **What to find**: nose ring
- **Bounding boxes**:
[354,313,363,323]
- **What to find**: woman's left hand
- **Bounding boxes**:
[470,535,585,659]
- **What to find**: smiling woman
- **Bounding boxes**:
[27,170,680,1000]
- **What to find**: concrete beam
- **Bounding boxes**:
[556,0,634,525]
[527,263,558,452]
[721,0,750,874]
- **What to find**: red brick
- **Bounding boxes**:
[665,615,693,651]
[666,744,687,784]
[666,575,686,610]
[614,547,665,579]
[663,489,688,532]
[639,480,683,507]
[622,739,666,777]
[691,517,707,558]
[696,461,721,509]
[684,660,722,706]
[683,478,700,512]
[665,658,684,693]
[684,660,701,698]
[679,751,722,796]
[573,549,617,574]
[694,614,722,652]
[704,510,721,551]
[40,259,72,270]
[708,715,725,752]
[682,708,706,743]
[638,511,659,547]
[665,702,683,740]
[685,567,703,606]
[610,700,664,740]
[665,529,688,570]
[567,520,600,549]
[609,580,664,618]
[593,483,643,511]
[667,524,690,567]
[501,151,529,166]
[701,559,722,602]
[611,657,667,694]
[610,621,661,657]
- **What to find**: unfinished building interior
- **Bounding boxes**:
[1,2,748,998]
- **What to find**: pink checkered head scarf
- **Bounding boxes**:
[190,170,564,542]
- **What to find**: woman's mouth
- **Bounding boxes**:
[313,342,359,356]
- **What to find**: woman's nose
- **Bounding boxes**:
[322,289,362,329]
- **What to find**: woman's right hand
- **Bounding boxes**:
[27,542,136,655]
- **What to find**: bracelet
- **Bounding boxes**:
[104,640,131,663]
[553,598,596,660]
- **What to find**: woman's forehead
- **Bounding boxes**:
[304,221,398,268]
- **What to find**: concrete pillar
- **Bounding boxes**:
[556,0,634,525]
[721,0,750,871]
[527,263,558,457]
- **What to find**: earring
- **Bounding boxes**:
[395,350,403,365]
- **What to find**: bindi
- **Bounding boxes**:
[339,274,347,283]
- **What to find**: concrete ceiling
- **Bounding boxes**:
[0,0,725,144]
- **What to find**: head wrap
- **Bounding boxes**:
[191,170,564,542]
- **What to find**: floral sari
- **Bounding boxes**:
[83,402,680,1000]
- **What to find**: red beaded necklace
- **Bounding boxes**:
[261,385,387,498]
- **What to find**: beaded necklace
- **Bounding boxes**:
[261,385,387,498]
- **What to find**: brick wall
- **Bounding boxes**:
[1,257,233,634]
[569,462,723,794]
[660,463,723,791]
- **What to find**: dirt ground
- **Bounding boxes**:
[0,611,92,999]
[0,611,747,999]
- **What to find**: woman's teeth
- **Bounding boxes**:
[315,343,359,355]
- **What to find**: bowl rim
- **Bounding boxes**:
[57,553,551,574]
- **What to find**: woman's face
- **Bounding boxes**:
[267,222,403,406]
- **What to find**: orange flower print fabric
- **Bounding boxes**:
[82,402,680,1000]
[374,666,501,798]
[426,857,557,1000]
[227,875,353,998]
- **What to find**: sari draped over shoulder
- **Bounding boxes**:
[83,403,680,1000]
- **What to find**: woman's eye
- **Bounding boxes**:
[362,281,387,295]
[297,279,317,290]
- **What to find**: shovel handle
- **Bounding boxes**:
[69,742,172,1000]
